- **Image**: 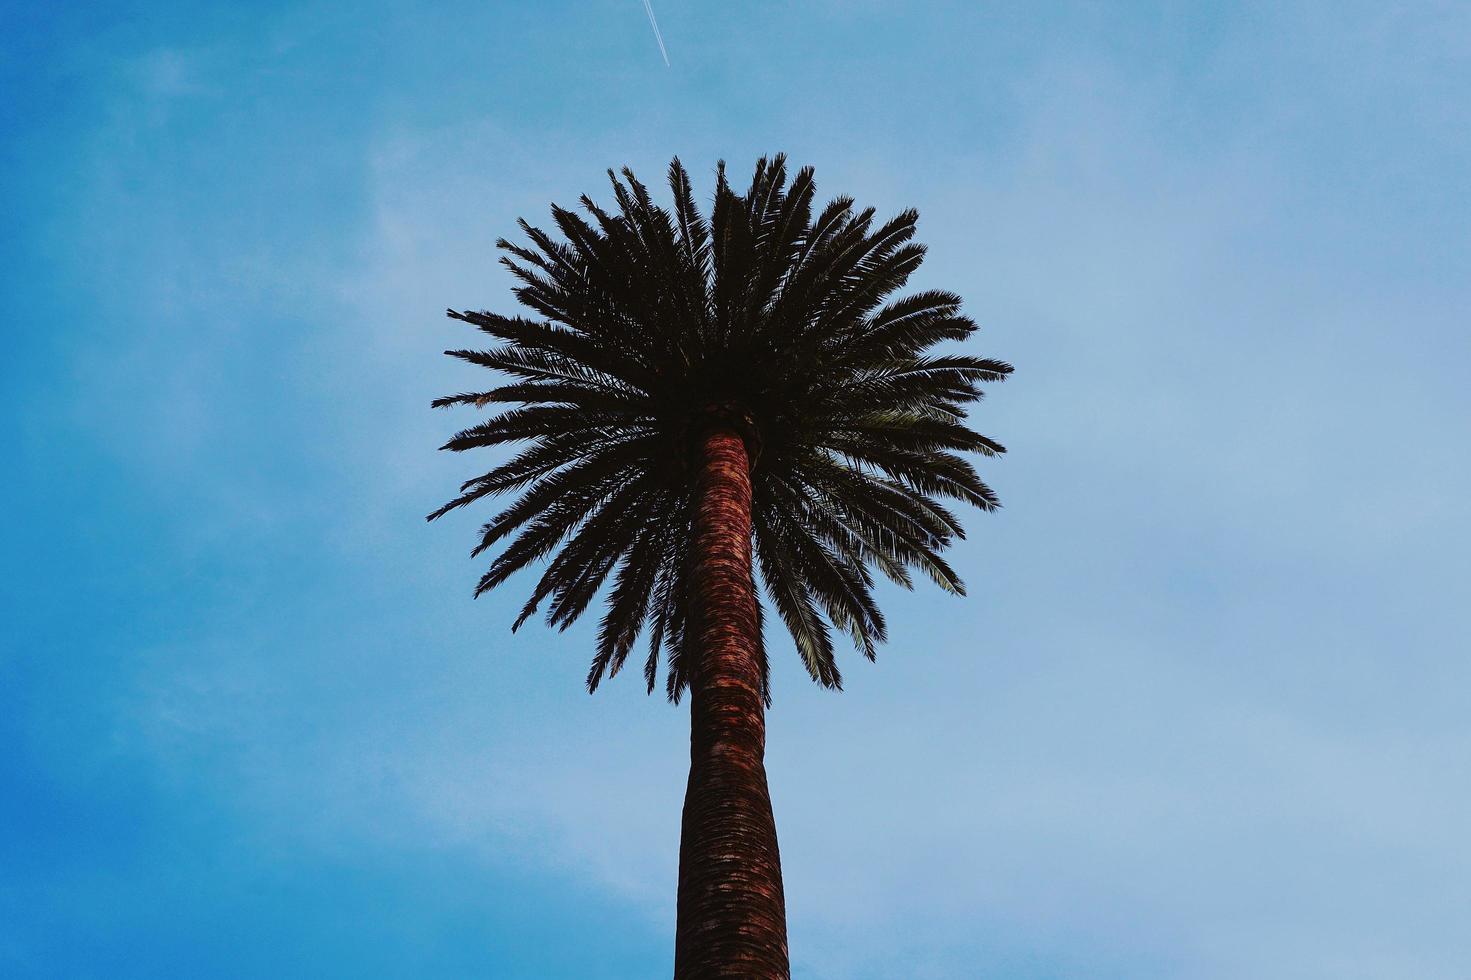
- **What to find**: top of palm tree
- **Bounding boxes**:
[429,154,1011,701]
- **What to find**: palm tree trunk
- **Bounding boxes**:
[673,427,790,979]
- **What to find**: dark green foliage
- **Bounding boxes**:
[430,155,1011,700]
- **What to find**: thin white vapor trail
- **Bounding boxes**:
[641,0,671,66]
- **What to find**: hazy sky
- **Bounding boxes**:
[4,2,1469,978]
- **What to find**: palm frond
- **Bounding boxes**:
[431,156,1010,697]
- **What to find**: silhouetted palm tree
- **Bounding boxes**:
[429,155,1010,978]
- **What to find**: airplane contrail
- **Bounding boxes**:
[641,0,670,66]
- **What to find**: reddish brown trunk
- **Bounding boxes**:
[673,428,790,979]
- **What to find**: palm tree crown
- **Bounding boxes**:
[430,154,1010,701]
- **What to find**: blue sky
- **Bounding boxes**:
[3,2,1469,977]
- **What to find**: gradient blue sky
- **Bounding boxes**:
[4,2,1470,978]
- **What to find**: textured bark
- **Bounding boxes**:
[673,428,790,979]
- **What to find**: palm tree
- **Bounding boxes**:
[429,155,1010,978]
